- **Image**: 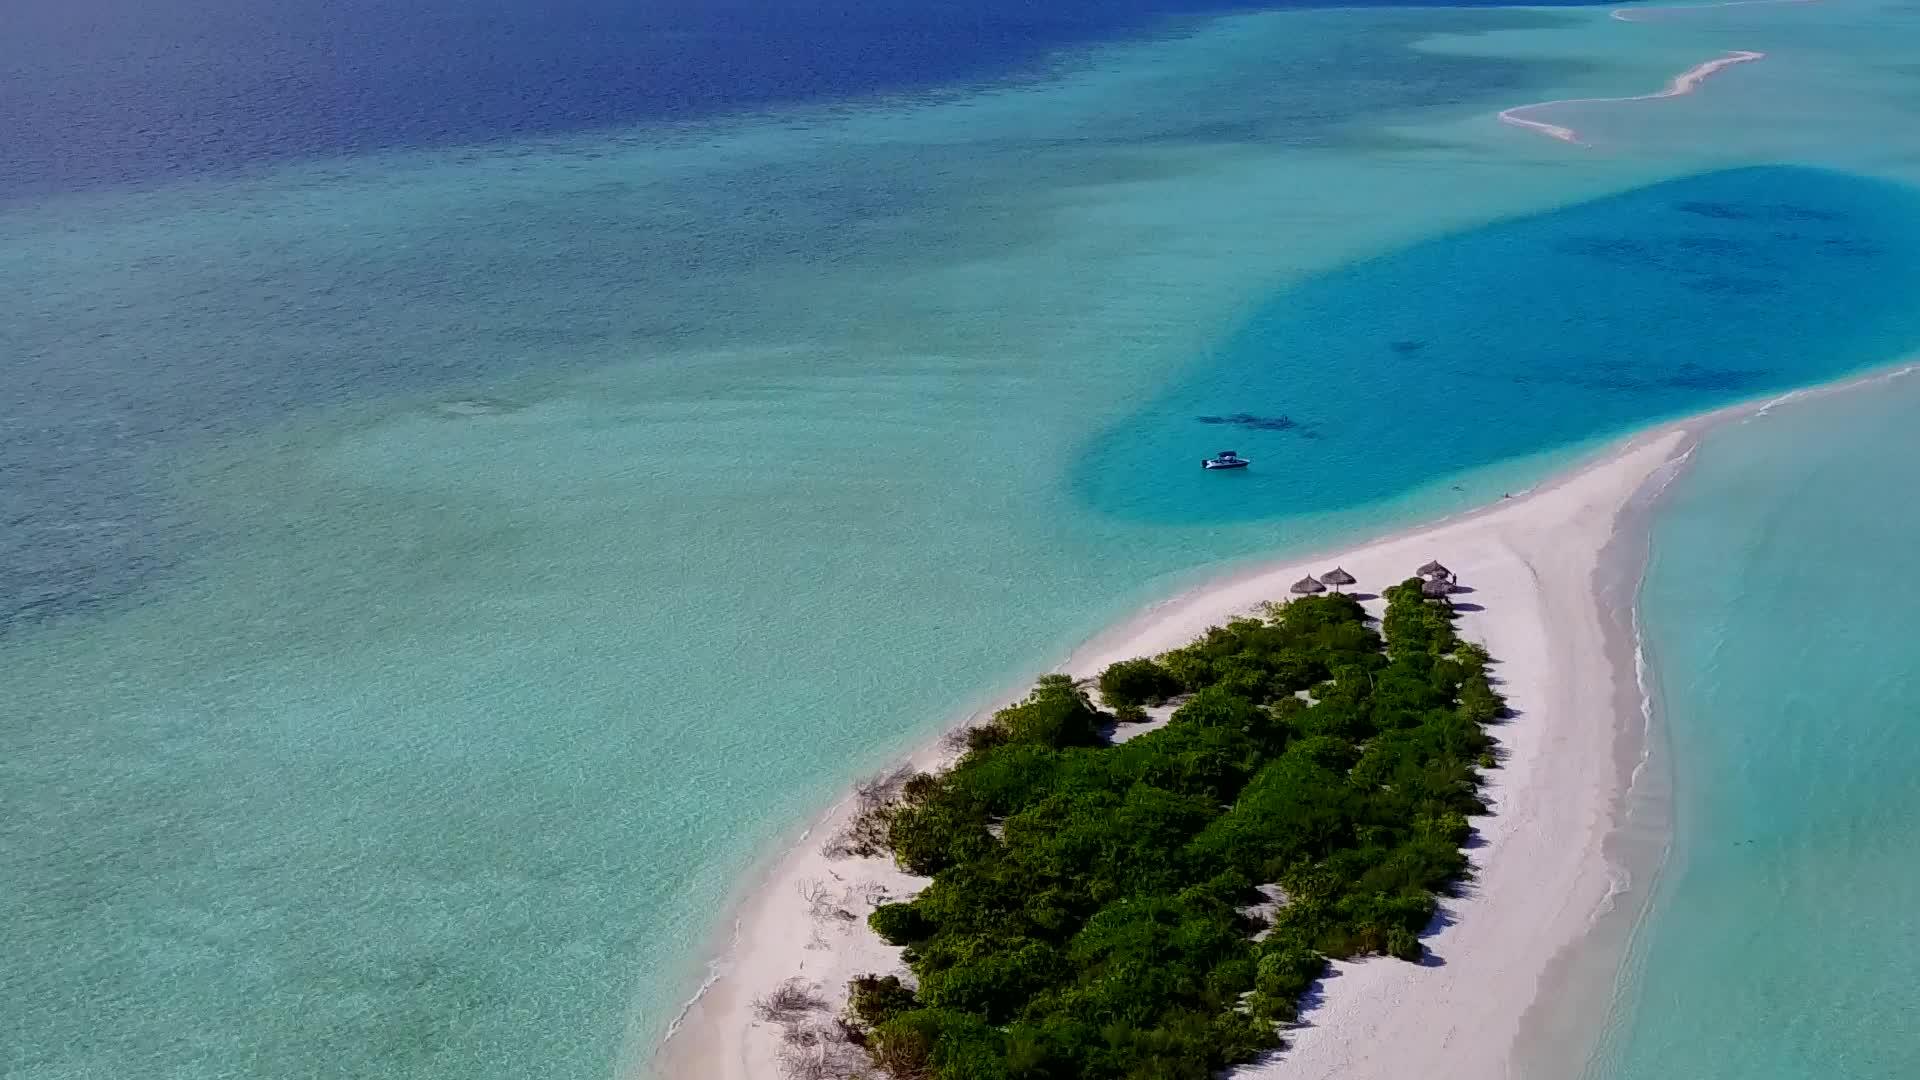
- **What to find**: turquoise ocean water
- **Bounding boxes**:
[1590,371,1920,1079]
[8,0,1920,1078]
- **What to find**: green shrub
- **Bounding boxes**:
[1098,657,1180,709]
[1158,648,1216,693]
[917,939,1060,1022]
[990,676,1103,749]
[1459,674,1505,724]
[871,1008,1009,1079]
[848,973,921,1028]
[1455,641,1491,673]
[870,902,933,946]
[849,585,1503,1078]
[886,787,995,876]
[1255,943,1325,998]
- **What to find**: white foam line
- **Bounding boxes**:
[657,793,851,1043]
[1747,387,1807,420]
[660,940,734,1042]
[1498,51,1765,146]
[1598,607,1656,913]
[1747,361,1920,422]
[1595,433,1687,921]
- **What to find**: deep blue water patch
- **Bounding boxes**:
[3,0,1628,200]
[1073,166,1920,522]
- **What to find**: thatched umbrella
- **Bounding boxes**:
[1289,575,1327,596]
[1320,567,1356,592]
[1417,559,1452,581]
[1421,577,1454,598]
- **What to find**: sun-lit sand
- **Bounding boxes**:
[648,418,1704,1080]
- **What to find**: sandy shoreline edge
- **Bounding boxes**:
[645,365,1915,1080]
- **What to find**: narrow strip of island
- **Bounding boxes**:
[763,577,1504,1079]
[655,424,1708,1080]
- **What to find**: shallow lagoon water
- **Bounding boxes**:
[9,0,1920,1078]
[1590,372,1920,1079]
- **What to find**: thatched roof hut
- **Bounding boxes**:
[1417,559,1451,580]
[1289,575,1327,596]
[1421,577,1454,598]
[1320,567,1356,588]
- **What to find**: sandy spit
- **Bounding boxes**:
[1498,51,1766,145]
[648,367,1916,1079]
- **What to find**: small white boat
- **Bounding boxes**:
[1202,450,1250,470]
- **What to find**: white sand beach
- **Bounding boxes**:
[649,421,1697,1080]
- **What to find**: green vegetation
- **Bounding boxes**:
[844,581,1504,1079]
[1096,657,1181,709]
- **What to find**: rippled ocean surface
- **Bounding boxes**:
[1592,371,1920,1080]
[0,0,1630,201]
[8,0,1920,1077]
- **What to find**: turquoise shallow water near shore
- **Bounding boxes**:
[1588,372,1920,1079]
[9,0,1920,1078]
